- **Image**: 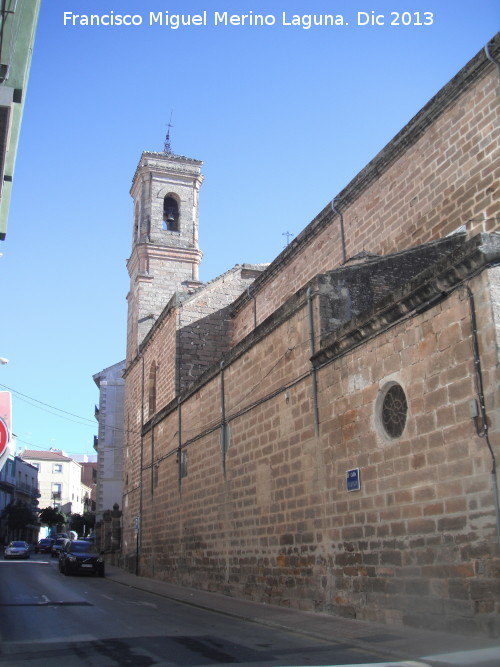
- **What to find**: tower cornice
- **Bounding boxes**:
[127,242,203,277]
[131,151,203,194]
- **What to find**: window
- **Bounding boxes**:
[162,196,179,231]
[53,463,62,473]
[52,482,62,499]
[378,382,408,439]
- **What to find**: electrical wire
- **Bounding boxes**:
[0,382,141,437]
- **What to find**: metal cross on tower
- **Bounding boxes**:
[164,112,174,154]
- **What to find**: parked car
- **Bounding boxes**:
[35,538,55,554]
[51,538,68,558]
[4,541,30,559]
[58,540,105,577]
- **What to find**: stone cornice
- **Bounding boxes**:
[312,232,500,367]
[131,151,203,193]
[126,243,202,275]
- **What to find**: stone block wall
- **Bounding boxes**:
[124,242,500,636]
[177,266,265,393]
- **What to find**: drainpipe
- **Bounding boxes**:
[331,198,346,264]
[137,352,145,576]
[177,397,182,492]
[466,286,500,547]
[307,287,320,437]
[484,40,500,76]
[220,361,228,476]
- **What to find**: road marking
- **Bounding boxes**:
[284,663,428,667]
[132,600,157,608]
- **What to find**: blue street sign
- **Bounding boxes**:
[346,468,361,492]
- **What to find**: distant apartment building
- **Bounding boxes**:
[0,452,39,543]
[93,361,125,521]
[20,449,91,515]
[80,460,97,512]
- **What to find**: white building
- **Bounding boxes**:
[0,452,40,543]
[20,449,91,515]
[93,361,125,521]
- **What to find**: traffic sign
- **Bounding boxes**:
[0,416,9,455]
[0,416,10,472]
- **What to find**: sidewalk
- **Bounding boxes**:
[105,563,500,666]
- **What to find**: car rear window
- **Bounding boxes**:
[70,542,92,553]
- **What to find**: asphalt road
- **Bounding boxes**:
[0,553,407,666]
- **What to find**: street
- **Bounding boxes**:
[0,553,409,666]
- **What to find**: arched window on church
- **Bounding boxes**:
[162,196,179,232]
[148,362,157,417]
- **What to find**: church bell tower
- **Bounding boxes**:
[126,135,203,362]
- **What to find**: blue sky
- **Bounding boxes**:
[0,0,498,458]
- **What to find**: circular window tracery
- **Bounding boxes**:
[381,383,408,438]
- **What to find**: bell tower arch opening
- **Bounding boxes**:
[162,195,179,232]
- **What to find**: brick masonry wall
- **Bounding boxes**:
[231,59,499,346]
[124,265,499,636]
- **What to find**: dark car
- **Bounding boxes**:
[50,538,68,558]
[59,540,105,577]
[35,538,54,554]
[4,540,30,559]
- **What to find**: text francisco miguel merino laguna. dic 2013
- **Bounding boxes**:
[62,10,435,30]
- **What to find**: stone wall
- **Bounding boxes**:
[123,235,500,636]
[122,265,266,559]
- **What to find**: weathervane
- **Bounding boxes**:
[164,112,174,154]
[282,231,294,246]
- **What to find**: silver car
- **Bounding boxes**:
[4,540,30,559]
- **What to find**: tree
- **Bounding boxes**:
[3,501,37,538]
[38,506,65,529]
[69,511,95,537]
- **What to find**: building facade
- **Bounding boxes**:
[20,449,91,516]
[80,461,97,513]
[0,0,41,241]
[0,452,39,543]
[93,361,125,521]
[121,36,500,636]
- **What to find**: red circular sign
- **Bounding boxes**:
[0,417,9,455]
